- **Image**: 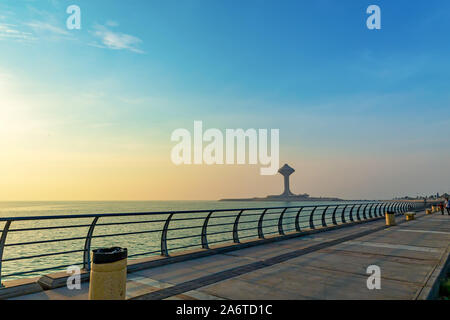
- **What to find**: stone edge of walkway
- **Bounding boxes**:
[415,242,450,300]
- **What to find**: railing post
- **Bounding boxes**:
[161,213,174,257]
[376,203,382,217]
[331,206,338,225]
[362,204,369,220]
[321,206,329,227]
[368,204,375,219]
[349,205,355,222]
[382,203,388,217]
[258,209,268,239]
[389,203,395,214]
[371,204,377,218]
[278,208,288,235]
[385,203,391,214]
[309,206,318,229]
[341,205,348,224]
[356,204,362,221]
[294,207,304,232]
[83,217,99,271]
[201,211,214,249]
[232,210,245,243]
[0,221,11,287]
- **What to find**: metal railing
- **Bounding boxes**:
[0,201,422,285]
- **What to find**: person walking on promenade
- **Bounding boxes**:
[446,198,450,215]
[439,202,444,215]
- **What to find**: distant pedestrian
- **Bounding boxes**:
[439,202,444,215]
[446,198,450,215]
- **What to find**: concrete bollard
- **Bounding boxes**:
[405,212,415,221]
[89,247,127,300]
[385,211,396,226]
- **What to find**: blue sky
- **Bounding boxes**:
[0,0,449,200]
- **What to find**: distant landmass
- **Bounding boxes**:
[220,164,344,202]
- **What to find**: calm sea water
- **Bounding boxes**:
[0,200,349,216]
[0,200,365,281]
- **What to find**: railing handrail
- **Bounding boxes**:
[0,200,424,285]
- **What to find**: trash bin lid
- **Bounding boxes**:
[92,247,127,264]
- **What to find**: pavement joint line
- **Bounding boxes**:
[180,290,226,300]
[124,274,226,300]
[341,240,440,253]
[319,247,439,262]
[397,229,450,235]
[165,290,226,300]
[283,263,427,287]
[127,275,173,289]
[130,223,392,300]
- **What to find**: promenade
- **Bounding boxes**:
[9,209,449,300]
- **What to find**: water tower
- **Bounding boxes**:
[278,164,295,197]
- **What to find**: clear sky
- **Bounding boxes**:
[0,0,449,201]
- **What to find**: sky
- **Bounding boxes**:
[0,0,449,201]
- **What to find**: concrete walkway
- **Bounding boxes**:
[10,211,450,300]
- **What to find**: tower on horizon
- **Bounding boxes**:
[278,164,295,197]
